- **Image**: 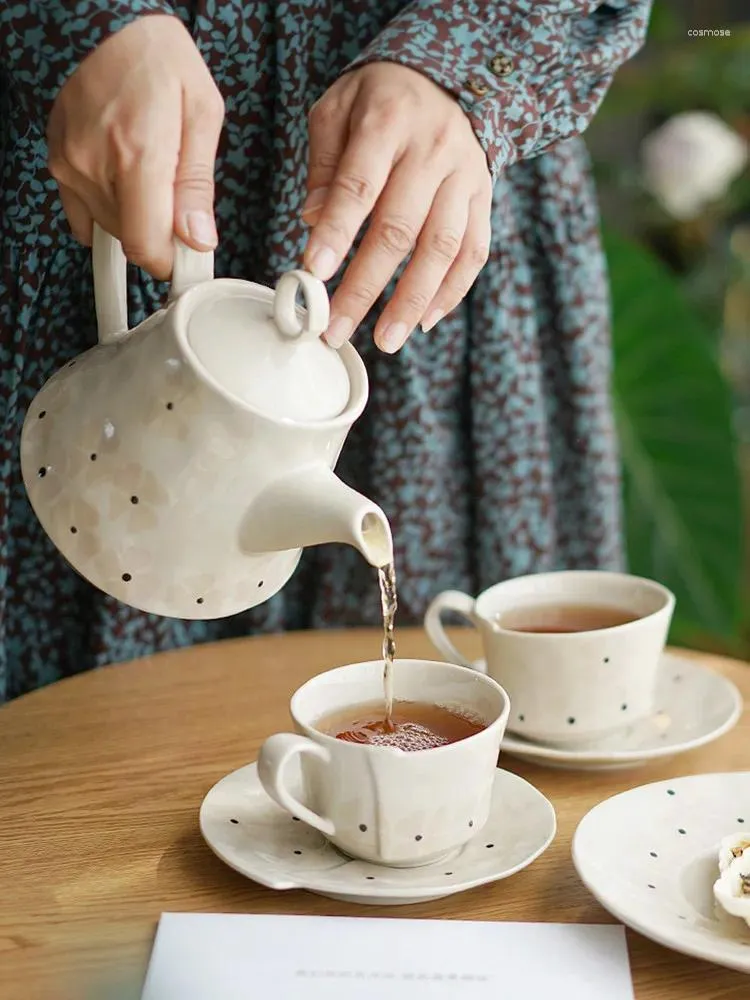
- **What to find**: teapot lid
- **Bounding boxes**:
[185,270,350,422]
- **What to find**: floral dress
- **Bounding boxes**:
[0,1,652,701]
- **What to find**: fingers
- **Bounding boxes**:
[173,84,224,252]
[57,184,95,245]
[46,13,224,280]
[302,90,354,226]
[324,154,441,348]
[115,153,179,281]
[370,174,470,353]
[420,192,492,333]
[304,100,403,282]
[49,126,119,245]
[55,165,121,246]
[109,86,183,279]
[326,181,490,354]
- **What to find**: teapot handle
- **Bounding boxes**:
[92,223,214,345]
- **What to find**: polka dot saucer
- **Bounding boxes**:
[199,762,556,905]
[499,653,742,771]
[573,773,750,973]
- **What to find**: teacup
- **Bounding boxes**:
[424,571,675,745]
[257,659,509,867]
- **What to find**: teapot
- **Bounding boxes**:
[20,226,392,619]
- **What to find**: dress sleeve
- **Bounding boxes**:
[346,1,653,182]
[0,1,175,136]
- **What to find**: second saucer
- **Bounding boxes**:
[499,652,742,771]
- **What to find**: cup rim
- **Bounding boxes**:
[289,658,510,756]
[474,570,675,638]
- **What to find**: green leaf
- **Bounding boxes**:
[605,228,743,641]
[646,3,683,43]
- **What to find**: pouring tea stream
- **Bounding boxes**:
[20,226,392,619]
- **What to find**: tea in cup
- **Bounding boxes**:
[424,571,675,745]
[257,659,509,867]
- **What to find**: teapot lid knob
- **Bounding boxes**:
[273,270,330,341]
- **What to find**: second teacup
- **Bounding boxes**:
[257,658,509,867]
[424,571,675,745]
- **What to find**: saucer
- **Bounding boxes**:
[497,653,742,771]
[200,763,556,905]
[572,772,750,973]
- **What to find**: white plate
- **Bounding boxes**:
[498,653,742,770]
[573,772,750,973]
[200,762,556,905]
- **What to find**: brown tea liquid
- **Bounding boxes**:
[317,699,486,752]
[497,602,638,633]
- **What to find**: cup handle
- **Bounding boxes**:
[257,733,335,837]
[424,590,482,670]
[91,223,214,346]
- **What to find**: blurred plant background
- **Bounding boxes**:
[587,0,749,654]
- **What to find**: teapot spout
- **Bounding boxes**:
[242,465,393,568]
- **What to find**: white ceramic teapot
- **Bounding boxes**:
[20,226,392,619]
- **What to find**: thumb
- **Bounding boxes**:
[173,94,224,251]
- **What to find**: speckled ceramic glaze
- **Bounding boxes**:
[20,227,391,619]
[499,653,742,771]
[573,773,750,973]
[425,571,675,744]
[201,761,555,905]
[257,659,511,868]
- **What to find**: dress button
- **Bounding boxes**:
[467,77,490,97]
[489,54,514,77]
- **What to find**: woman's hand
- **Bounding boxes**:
[47,15,224,279]
[303,62,492,353]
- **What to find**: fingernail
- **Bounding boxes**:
[185,210,218,249]
[377,321,408,354]
[307,244,339,281]
[421,308,443,333]
[302,187,329,217]
[325,315,354,348]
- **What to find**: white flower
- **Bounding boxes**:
[641,111,748,219]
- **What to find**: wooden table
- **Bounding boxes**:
[1,628,748,1000]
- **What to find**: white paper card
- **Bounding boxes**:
[141,913,633,1000]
